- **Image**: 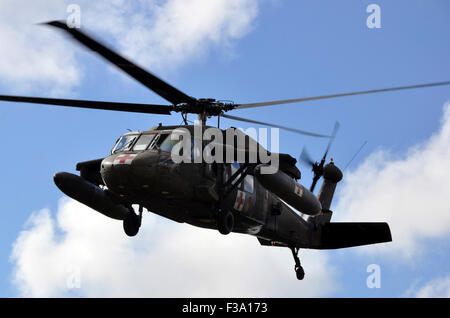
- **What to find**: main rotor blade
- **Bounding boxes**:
[0,95,173,114]
[44,21,196,106]
[344,140,367,170]
[235,81,450,109]
[221,113,331,138]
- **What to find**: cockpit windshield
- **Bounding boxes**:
[133,134,155,151]
[111,131,196,154]
[112,135,138,153]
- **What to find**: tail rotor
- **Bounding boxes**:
[299,121,340,192]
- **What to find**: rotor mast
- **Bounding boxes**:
[198,113,207,125]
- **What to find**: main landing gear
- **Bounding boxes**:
[123,205,143,237]
[290,247,305,280]
[217,208,234,235]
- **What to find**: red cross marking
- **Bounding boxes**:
[116,154,136,164]
[234,191,246,211]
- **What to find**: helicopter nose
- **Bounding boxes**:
[100,156,113,173]
[100,151,161,194]
[101,153,138,172]
[100,155,134,194]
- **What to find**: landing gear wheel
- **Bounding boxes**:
[295,265,305,280]
[123,208,141,237]
[217,209,234,235]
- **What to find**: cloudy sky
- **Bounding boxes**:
[0,0,449,297]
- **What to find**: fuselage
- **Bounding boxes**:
[99,125,315,247]
[55,124,390,254]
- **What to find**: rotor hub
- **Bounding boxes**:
[174,98,234,117]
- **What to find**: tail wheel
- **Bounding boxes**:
[217,210,234,235]
[123,209,140,237]
[291,247,305,280]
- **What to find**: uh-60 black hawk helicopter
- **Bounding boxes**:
[2,21,450,280]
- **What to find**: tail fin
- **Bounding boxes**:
[313,161,343,223]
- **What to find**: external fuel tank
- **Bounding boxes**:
[53,172,128,220]
[254,165,322,215]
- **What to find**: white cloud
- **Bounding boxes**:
[10,198,338,297]
[0,0,259,94]
[83,0,259,71]
[334,102,450,259]
[405,276,450,298]
[0,0,81,95]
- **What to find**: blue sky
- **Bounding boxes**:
[0,0,449,297]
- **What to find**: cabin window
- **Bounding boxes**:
[133,134,155,151]
[112,135,138,153]
[243,175,254,193]
[230,162,241,185]
[230,162,254,193]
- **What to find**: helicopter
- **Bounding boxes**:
[1,21,449,280]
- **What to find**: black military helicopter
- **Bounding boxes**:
[1,21,449,280]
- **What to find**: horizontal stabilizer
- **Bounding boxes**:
[317,222,392,249]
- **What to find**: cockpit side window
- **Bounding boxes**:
[133,134,155,151]
[112,135,138,153]
[159,133,179,153]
